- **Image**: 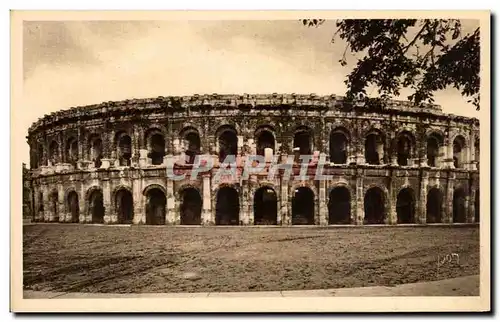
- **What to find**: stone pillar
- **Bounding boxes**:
[445,131,454,168]
[280,178,290,225]
[202,174,212,225]
[444,174,455,223]
[42,186,51,222]
[356,140,365,165]
[57,183,66,222]
[139,149,149,167]
[100,158,113,169]
[133,179,144,224]
[131,126,140,167]
[318,180,328,226]
[237,135,244,157]
[241,182,250,225]
[470,131,477,170]
[388,173,397,225]
[102,180,112,224]
[77,126,84,163]
[79,184,87,223]
[469,187,477,223]
[418,171,429,224]
[354,170,364,225]
[166,179,176,224]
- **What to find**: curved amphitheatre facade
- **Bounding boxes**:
[26,93,480,226]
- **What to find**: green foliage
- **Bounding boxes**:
[302,19,480,110]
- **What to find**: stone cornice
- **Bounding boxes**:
[27,93,479,136]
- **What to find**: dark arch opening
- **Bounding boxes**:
[218,129,238,163]
[397,134,413,166]
[453,188,466,223]
[149,133,166,165]
[426,188,442,223]
[184,132,201,164]
[117,134,132,166]
[475,190,479,223]
[49,191,59,222]
[49,141,59,165]
[453,136,466,169]
[365,133,383,165]
[364,187,385,224]
[115,189,134,224]
[293,130,312,155]
[256,130,275,157]
[65,138,78,166]
[328,187,351,224]
[145,188,166,225]
[88,136,103,168]
[397,188,415,223]
[37,145,46,167]
[38,192,44,214]
[67,191,80,223]
[292,187,315,225]
[216,187,240,225]
[330,131,348,164]
[427,135,441,167]
[254,187,277,225]
[88,190,104,223]
[180,188,202,225]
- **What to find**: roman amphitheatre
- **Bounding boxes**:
[22,93,480,294]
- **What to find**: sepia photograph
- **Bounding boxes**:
[10,10,490,313]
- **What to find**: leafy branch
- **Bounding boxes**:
[302,19,480,110]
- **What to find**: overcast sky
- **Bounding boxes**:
[21,19,480,165]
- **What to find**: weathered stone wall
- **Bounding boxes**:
[26,94,480,226]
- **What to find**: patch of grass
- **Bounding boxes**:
[23,225,479,293]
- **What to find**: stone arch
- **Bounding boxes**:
[115,131,132,166]
[49,140,60,165]
[255,125,276,158]
[66,190,80,223]
[143,185,166,225]
[215,186,240,225]
[364,186,386,224]
[113,186,134,224]
[216,125,238,163]
[212,120,241,137]
[395,130,416,166]
[452,134,468,169]
[426,187,443,223]
[88,133,103,168]
[364,128,386,165]
[254,186,278,225]
[86,187,104,224]
[293,125,313,155]
[145,127,166,165]
[65,136,78,166]
[453,187,467,223]
[178,186,202,225]
[329,127,350,164]
[180,126,201,164]
[328,185,351,224]
[396,187,416,223]
[291,186,315,225]
[49,189,59,222]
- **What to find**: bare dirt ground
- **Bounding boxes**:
[23,225,479,293]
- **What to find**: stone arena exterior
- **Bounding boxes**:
[26,94,480,226]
